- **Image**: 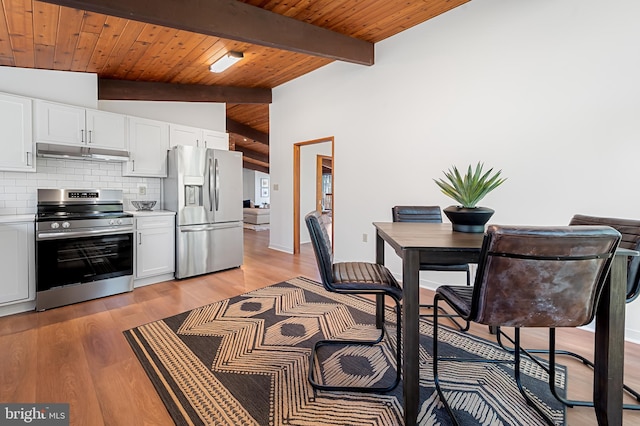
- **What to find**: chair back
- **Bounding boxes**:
[470,225,621,328]
[305,211,335,291]
[392,205,442,223]
[570,214,640,302]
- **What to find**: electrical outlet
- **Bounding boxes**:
[273,183,279,191]
[137,183,147,196]
[362,233,368,243]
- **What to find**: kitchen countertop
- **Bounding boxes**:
[126,210,176,216]
[0,214,35,223]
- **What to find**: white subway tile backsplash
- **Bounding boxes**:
[5,186,26,194]
[56,167,75,174]
[0,157,162,214]
[5,200,27,208]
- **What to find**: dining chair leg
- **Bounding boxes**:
[513,328,556,426]
[309,294,402,393]
[432,295,461,425]
[497,326,640,410]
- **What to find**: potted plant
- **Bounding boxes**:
[434,162,506,233]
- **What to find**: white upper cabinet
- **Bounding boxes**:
[35,100,85,146]
[0,92,34,172]
[85,109,127,150]
[35,100,126,150]
[170,124,228,150]
[203,129,229,150]
[169,124,201,148]
[123,116,169,177]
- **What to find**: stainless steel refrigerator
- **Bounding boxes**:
[164,145,244,278]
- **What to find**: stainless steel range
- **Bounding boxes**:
[35,189,134,311]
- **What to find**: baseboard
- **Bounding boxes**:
[268,243,293,254]
[134,273,175,288]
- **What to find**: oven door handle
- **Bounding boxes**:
[37,227,134,240]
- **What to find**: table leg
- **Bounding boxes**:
[403,249,420,426]
[594,253,626,425]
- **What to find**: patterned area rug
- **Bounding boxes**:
[124,277,565,425]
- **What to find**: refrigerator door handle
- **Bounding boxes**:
[215,158,220,211]
[209,157,214,212]
[180,223,240,232]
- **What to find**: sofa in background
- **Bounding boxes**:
[243,207,270,225]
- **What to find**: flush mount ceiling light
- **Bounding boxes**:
[209,51,244,73]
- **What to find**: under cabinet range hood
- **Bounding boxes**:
[36,143,130,162]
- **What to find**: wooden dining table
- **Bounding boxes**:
[373,221,634,426]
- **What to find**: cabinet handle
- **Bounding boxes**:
[139,232,142,245]
[81,129,85,144]
[26,152,32,166]
[197,139,200,147]
[88,130,92,143]
[131,159,135,171]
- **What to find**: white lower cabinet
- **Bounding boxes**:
[0,218,35,316]
[133,212,175,287]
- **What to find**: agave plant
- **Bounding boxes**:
[434,162,506,208]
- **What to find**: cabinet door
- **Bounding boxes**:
[86,109,127,150]
[169,124,202,148]
[136,216,175,278]
[0,93,34,172]
[35,100,86,146]
[203,130,229,150]
[124,117,169,177]
[0,222,32,305]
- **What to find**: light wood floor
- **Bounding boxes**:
[1,229,639,425]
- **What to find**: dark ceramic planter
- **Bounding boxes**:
[443,206,495,233]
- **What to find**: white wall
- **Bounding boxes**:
[0,67,97,108]
[242,169,270,206]
[270,0,640,340]
[99,100,225,131]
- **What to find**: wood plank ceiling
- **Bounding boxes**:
[0,0,470,173]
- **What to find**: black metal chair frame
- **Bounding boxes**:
[494,214,640,410]
[306,211,402,393]
[432,225,620,426]
[392,205,471,331]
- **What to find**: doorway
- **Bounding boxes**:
[293,137,334,254]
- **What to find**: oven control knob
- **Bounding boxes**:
[62,222,70,229]
[116,219,123,225]
[50,222,60,229]
[109,219,115,225]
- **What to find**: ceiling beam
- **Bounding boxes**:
[234,146,269,164]
[227,118,269,145]
[41,0,374,66]
[243,161,269,174]
[98,79,271,104]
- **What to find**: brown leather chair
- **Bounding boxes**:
[432,225,621,424]
[305,211,402,392]
[392,206,471,329]
[496,214,640,410]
